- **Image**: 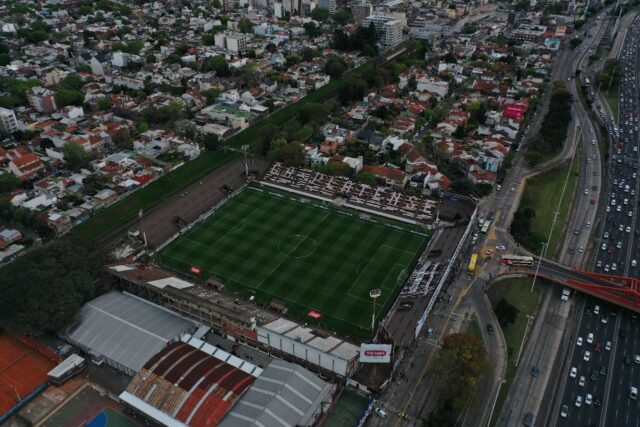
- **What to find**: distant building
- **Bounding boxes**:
[0,107,19,136]
[363,15,404,49]
[318,0,336,14]
[26,87,57,113]
[353,2,372,25]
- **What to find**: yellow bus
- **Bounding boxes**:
[468,253,478,275]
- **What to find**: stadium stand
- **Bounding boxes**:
[120,335,262,427]
[262,163,440,224]
[64,291,195,376]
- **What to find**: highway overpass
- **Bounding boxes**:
[500,258,640,312]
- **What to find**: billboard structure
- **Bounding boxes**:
[359,344,393,363]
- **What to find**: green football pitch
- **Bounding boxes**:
[158,187,429,340]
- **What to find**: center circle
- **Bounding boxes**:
[278,234,318,258]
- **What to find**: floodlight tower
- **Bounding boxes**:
[370,289,381,333]
[241,144,250,178]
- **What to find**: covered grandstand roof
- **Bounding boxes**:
[120,336,260,427]
[65,291,195,374]
[219,359,334,427]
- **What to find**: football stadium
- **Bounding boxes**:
[158,187,430,340]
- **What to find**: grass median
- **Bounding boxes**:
[514,156,580,258]
[487,277,542,427]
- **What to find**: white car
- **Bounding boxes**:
[570,367,578,378]
[496,245,506,250]
[575,395,583,407]
[577,337,583,346]
[606,341,612,351]
[584,351,591,362]
[594,305,600,315]
[631,387,638,400]
[587,333,594,344]
[561,405,569,418]
[635,355,640,364]
[633,260,637,268]
[585,394,593,406]
[578,376,586,387]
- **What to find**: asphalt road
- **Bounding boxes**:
[554,297,617,426]
[548,10,640,427]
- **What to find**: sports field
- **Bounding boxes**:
[159,187,429,340]
[42,385,140,427]
[0,333,58,417]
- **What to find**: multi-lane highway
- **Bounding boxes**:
[550,11,640,427]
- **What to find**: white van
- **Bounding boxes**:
[375,407,388,418]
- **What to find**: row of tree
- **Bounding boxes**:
[0,236,108,335]
[525,81,572,166]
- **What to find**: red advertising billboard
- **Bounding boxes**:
[359,344,393,363]
[503,104,527,120]
[307,310,323,319]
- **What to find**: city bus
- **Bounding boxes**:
[480,220,491,236]
[468,253,478,275]
[500,254,534,267]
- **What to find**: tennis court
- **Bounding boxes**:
[42,385,140,427]
[0,333,58,417]
[159,187,429,340]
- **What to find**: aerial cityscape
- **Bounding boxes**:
[0,0,638,426]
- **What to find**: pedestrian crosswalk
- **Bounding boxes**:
[479,271,491,281]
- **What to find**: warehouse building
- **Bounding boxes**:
[64,291,195,376]
[220,358,335,427]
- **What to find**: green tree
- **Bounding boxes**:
[0,53,11,66]
[569,38,582,49]
[333,9,351,25]
[429,333,492,416]
[61,73,84,90]
[55,89,84,107]
[137,121,150,133]
[97,97,112,111]
[62,143,90,171]
[203,133,219,151]
[203,56,230,77]
[324,57,346,78]
[0,236,108,335]
[111,128,133,149]
[311,7,330,21]
[238,18,254,34]
[494,298,519,327]
[202,88,222,105]
[303,22,320,37]
[0,173,20,194]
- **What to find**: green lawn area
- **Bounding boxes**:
[521,156,579,257]
[466,316,483,342]
[602,87,618,121]
[487,278,542,427]
[324,390,369,427]
[73,150,238,240]
[158,187,429,340]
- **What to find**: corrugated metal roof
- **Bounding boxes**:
[65,291,194,374]
[219,359,333,427]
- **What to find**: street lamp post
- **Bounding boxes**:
[515,314,534,368]
[487,378,507,427]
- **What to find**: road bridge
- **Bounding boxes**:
[502,257,640,312]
